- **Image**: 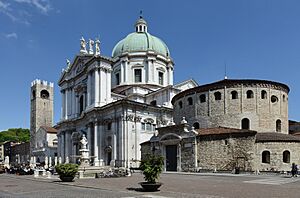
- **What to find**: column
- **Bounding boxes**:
[61,132,65,163]
[87,125,92,156]
[71,89,75,118]
[64,89,68,120]
[65,131,69,162]
[94,69,100,106]
[94,123,99,166]
[87,72,91,106]
[61,90,65,119]
[120,62,124,83]
[75,95,78,117]
[57,134,61,159]
[106,69,111,103]
[99,124,104,166]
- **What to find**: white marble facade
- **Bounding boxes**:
[56,16,196,168]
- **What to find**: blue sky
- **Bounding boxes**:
[0,0,300,130]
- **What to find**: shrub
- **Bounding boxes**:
[139,155,164,183]
[55,163,79,177]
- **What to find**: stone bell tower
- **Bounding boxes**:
[30,79,54,154]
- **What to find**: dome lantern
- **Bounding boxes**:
[135,12,147,33]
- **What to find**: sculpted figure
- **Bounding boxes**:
[95,38,100,56]
[89,39,94,54]
[80,134,88,149]
[80,37,87,53]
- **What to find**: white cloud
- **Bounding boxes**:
[0,1,9,10]
[13,0,52,14]
[5,32,18,39]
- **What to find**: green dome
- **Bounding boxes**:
[112,32,170,58]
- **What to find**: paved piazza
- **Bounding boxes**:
[1,173,300,198]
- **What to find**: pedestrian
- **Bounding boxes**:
[291,163,298,177]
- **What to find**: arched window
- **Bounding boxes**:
[40,90,49,99]
[231,91,238,99]
[271,95,278,103]
[150,100,157,106]
[276,119,281,132]
[262,151,270,163]
[283,150,290,163]
[107,123,112,130]
[246,90,254,99]
[79,95,84,114]
[193,122,200,129]
[178,101,183,109]
[241,118,250,129]
[188,97,193,105]
[199,94,206,103]
[261,90,267,99]
[214,92,221,100]
[283,94,286,102]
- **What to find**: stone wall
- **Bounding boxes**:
[197,134,256,171]
[254,142,300,171]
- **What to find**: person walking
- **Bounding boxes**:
[291,163,298,177]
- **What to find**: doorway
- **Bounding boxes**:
[166,145,177,171]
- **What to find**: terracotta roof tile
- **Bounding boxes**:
[40,126,58,133]
[196,127,256,136]
[256,132,300,142]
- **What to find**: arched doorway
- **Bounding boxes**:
[160,133,182,172]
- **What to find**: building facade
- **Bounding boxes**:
[141,79,300,172]
[56,16,196,167]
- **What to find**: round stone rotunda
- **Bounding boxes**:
[172,79,289,134]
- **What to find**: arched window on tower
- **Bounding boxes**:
[178,101,183,109]
[79,95,84,114]
[193,122,200,129]
[246,90,254,99]
[261,90,267,99]
[231,91,238,99]
[188,97,193,105]
[241,118,250,129]
[283,150,290,163]
[40,90,49,99]
[276,119,282,132]
[199,94,206,103]
[262,151,270,163]
[214,92,221,100]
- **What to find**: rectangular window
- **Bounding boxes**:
[115,73,120,85]
[107,123,112,130]
[146,123,152,131]
[141,123,145,130]
[135,69,142,82]
[159,72,164,85]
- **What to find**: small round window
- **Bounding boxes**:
[271,95,278,103]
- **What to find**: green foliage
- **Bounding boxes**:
[139,155,164,183]
[55,163,79,177]
[0,128,30,143]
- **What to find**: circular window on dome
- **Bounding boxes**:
[271,95,278,103]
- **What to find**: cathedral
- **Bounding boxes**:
[56,16,197,168]
[55,15,300,172]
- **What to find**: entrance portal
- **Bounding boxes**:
[166,145,177,171]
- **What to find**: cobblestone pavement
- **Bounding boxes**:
[1,172,300,198]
